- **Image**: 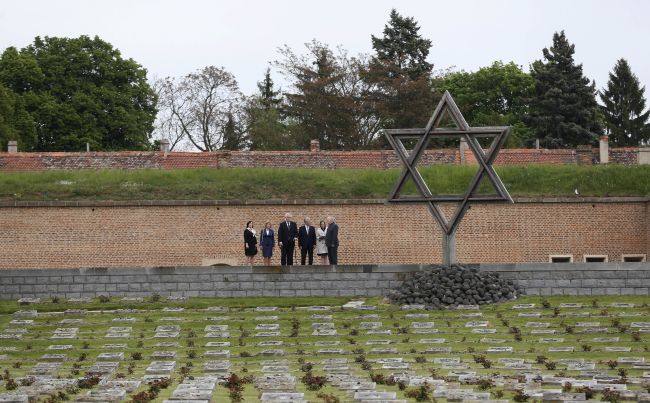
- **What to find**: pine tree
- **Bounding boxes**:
[257,67,282,111]
[247,68,289,150]
[221,111,244,150]
[527,31,601,148]
[599,58,650,146]
[364,9,435,130]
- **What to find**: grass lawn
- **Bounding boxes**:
[0,165,649,202]
[0,295,648,402]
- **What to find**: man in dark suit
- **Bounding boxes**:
[298,217,317,265]
[277,212,298,266]
[325,215,339,265]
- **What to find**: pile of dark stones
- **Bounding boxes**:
[387,265,523,308]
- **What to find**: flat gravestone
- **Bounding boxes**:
[471,328,497,334]
[486,347,513,353]
[145,361,176,375]
[40,354,66,361]
[17,298,40,304]
[318,348,344,354]
[256,324,280,331]
[311,315,332,320]
[152,351,177,359]
[255,316,279,321]
[312,329,337,336]
[366,340,392,345]
[259,349,285,356]
[256,332,281,337]
[207,316,230,321]
[13,310,37,318]
[369,348,398,354]
[258,341,283,347]
[465,321,489,327]
[97,352,124,361]
[311,323,335,329]
[405,313,429,319]
[205,332,230,338]
[204,350,230,358]
[359,322,382,329]
[513,304,535,309]
[419,338,446,344]
[411,322,435,328]
[255,306,278,312]
[205,342,230,347]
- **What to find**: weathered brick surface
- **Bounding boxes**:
[0,199,646,269]
[0,147,642,171]
[0,264,647,299]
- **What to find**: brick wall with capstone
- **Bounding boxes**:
[0,198,647,269]
[0,263,648,300]
[0,147,640,171]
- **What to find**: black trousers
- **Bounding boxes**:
[300,248,314,265]
[281,243,295,266]
[327,246,338,265]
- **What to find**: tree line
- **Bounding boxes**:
[0,10,648,152]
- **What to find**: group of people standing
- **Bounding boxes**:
[243,213,339,266]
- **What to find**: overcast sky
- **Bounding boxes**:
[1,0,649,97]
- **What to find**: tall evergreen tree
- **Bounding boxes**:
[364,9,435,130]
[527,31,601,148]
[221,111,245,150]
[599,58,650,146]
[246,68,289,150]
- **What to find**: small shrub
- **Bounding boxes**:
[602,388,621,403]
[239,351,251,358]
[301,372,327,391]
[12,362,21,369]
[404,383,432,402]
[360,362,372,371]
[477,378,494,390]
[82,341,89,349]
[581,344,592,352]
[553,307,561,317]
[562,381,572,392]
[541,299,551,309]
[149,293,161,302]
[607,360,618,369]
[536,355,547,364]
[5,377,18,391]
[632,331,641,342]
[576,386,594,399]
[19,377,35,386]
[98,295,110,303]
[51,296,60,303]
[77,373,101,389]
[618,367,627,378]
[354,354,366,363]
[512,389,530,402]
[352,348,364,355]
[493,389,505,398]
[349,329,358,336]
[316,392,340,403]
[130,352,143,360]
[77,353,87,362]
[187,350,197,359]
[545,361,557,370]
[300,362,313,373]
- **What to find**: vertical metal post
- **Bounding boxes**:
[442,231,457,266]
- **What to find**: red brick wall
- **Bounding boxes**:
[0,147,641,171]
[0,199,646,269]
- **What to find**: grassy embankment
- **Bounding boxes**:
[0,164,649,201]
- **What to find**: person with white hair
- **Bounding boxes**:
[277,212,298,266]
[325,215,339,265]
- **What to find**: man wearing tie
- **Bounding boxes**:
[298,217,317,265]
[278,212,298,266]
[325,215,339,265]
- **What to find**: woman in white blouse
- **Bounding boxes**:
[316,220,328,265]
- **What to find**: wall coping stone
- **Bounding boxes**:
[1,263,648,274]
[0,197,647,208]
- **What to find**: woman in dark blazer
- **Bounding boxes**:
[244,221,257,265]
[260,221,275,266]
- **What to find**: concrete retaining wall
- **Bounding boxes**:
[0,263,648,299]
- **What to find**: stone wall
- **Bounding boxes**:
[0,147,642,171]
[0,263,647,300]
[0,198,647,268]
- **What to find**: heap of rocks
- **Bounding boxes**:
[387,265,522,308]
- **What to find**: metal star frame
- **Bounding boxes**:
[384,91,513,263]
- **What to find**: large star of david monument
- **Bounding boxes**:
[384,91,513,266]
